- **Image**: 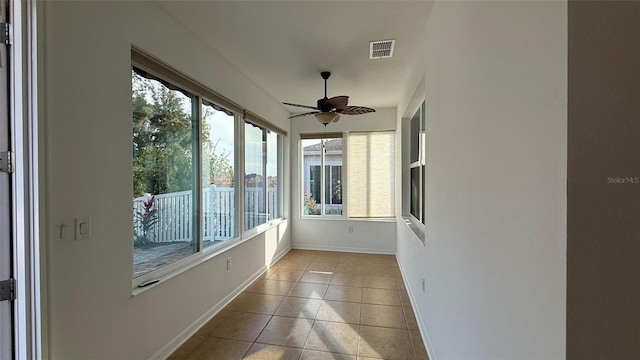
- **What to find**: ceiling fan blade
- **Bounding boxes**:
[283,102,319,111]
[332,114,341,123]
[324,96,349,110]
[339,106,376,115]
[287,111,319,119]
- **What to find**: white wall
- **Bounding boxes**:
[396,1,567,359]
[43,1,290,359]
[290,108,397,253]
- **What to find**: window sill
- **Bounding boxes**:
[298,216,396,223]
[242,217,285,240]
[132,218,287,296]
[401,215,425,246]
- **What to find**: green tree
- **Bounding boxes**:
[204,139,234,187]
[132,70,235,197]
[132,71,193,197]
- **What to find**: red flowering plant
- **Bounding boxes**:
[134,195,159,247]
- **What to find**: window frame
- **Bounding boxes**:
[200,97,239,250]
[409,102,426,224]
[131,48,286,290]
[401,98,427,246]
[300,134,345,218]
[303,163,342,207]
[324,164,343,206]
[243,121,284,231]
[131,64,203,281]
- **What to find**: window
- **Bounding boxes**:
[245,121,281,230]
[325,165,342,206]
[300,132,394,218]
[410,167,421,220]
[348,131,396,218]
[301,136,343,216]
[267,131,281,219]
[132,67,199,278]
[131,49,285,282]
[201,100,236,249]
[305,164,344,207]
[409,102,426,224]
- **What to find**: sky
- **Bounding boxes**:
[199,98,280,178]
[202,103,235,163]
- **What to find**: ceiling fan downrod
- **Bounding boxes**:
[321,71,331,99]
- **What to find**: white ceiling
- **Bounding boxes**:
[156,1,432,112]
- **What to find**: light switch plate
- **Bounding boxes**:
[75,217,91,240]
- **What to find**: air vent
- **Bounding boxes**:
[369,40,395,59]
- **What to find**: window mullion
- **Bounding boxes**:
[278,135,283,219]
[196,97,203,253]
[262,129,268,220]
[192,96,201,253]
[238,115,245,234]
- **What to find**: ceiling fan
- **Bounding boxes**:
[283,71,375,125]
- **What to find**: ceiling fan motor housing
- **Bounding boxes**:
[318,98,331,112]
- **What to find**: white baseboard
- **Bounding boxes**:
[152,246,292,360]
[268,246,292,267]
[293,243,395,255]
[397,257,437,360]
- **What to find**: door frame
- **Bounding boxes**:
[7,0,43,358]
[0,0,14,356]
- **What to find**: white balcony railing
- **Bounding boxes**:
[133,187,278,244]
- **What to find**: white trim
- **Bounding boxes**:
[35,0,47,357]
[292,244,395,255]
[397,254,436,360]
[152,246,291,360]
[10,0,44,358]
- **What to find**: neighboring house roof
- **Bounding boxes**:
[303,139,342,152]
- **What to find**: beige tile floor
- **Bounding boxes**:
[169,250,429,360]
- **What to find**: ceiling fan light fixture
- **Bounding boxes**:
[315,112,338,125]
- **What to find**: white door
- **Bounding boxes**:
[0,0,14,358]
